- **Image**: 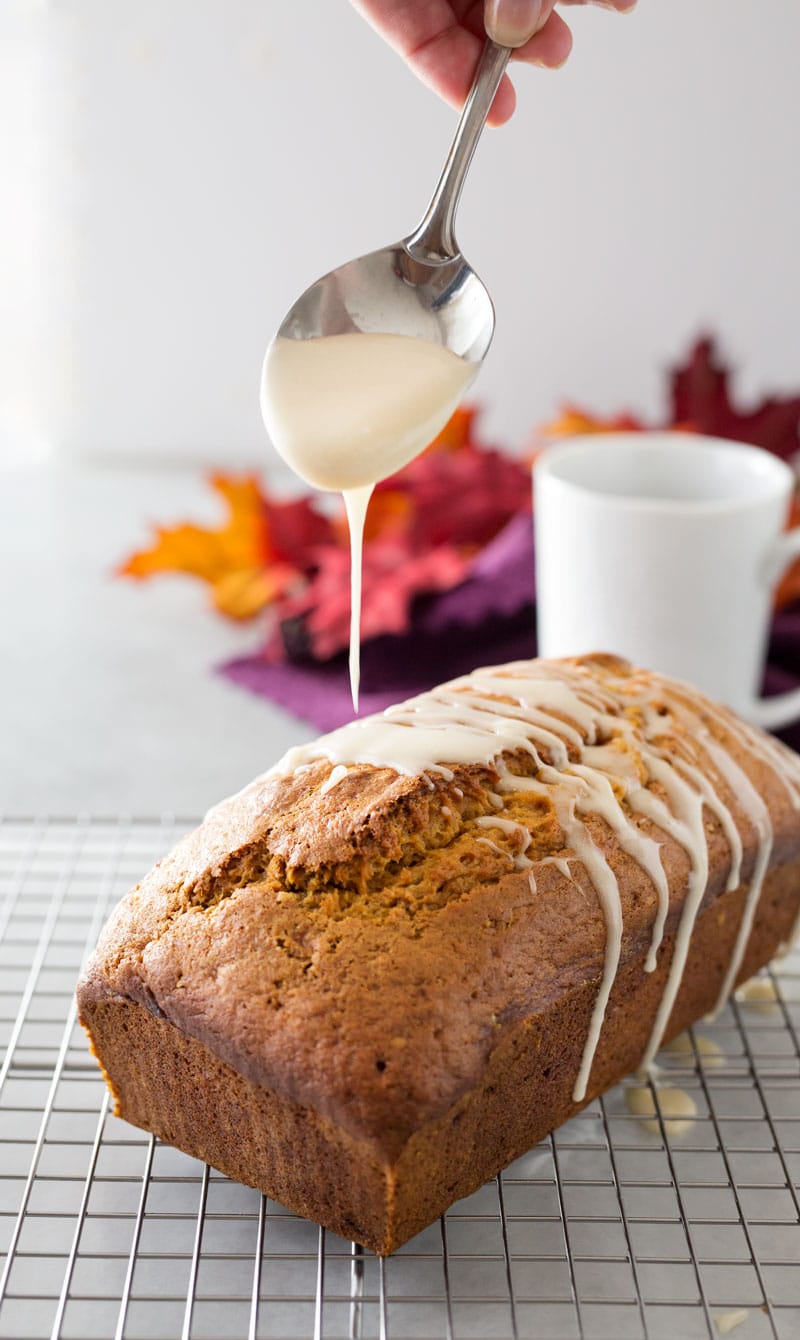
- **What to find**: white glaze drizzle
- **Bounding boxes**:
[670,754,742,892]
[265,659,800,1102]
[598,713,754,1065]
[562,761,670,974]
[699,735,772,1015]
[538,856,577,881]
[343,485,372,712]
[649,672,800,810]
[633,752,709,1075]
[725,711,800,808]
[488,763,624,1101]
[475,836,510,862]
[320,764,349,795]
[475,816,533,869]
[548,784,623,1102]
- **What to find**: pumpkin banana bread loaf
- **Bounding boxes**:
[77,654,800,1253]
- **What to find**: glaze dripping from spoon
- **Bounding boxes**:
[260,40,511,710]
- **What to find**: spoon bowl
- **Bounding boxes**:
[267,39,510,373]
[275,241,495,366]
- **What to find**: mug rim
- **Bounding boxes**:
[534,431,794,514]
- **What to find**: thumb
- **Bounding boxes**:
[484,0,558,48]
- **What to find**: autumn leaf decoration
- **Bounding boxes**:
[533,337,800,459]
[119,474,334,621]
[670,337,800,458]
[120,337,800,658]
[119,409,530,660]
[531,337,800,607]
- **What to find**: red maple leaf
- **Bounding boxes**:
[382,443,530,551]
[669,337,800,459]
[274,539,468,661]
[263,495,336,567]
[372,407,530,552]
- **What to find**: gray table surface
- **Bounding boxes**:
[1,463,314,817]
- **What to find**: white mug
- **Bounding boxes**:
[533,432,800,729]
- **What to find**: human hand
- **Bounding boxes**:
[352,1,636,125]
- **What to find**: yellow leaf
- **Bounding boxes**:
[118,472,301,620]
[119,474,270,586]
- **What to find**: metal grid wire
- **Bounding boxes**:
[1,819,799,1340]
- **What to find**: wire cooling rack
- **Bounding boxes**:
[1,818,799,1340]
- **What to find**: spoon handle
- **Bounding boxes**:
[408,39,512,261]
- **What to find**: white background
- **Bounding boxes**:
[2,0,799,467]
[2,0,800,817]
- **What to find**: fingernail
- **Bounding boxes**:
[531,53,568,70]
[485,0,545,49]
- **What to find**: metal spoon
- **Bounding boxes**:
[269,38,511,363]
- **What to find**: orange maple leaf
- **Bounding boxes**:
[423,405,477,453]
[119,474,298,620]
[533,405,645,445]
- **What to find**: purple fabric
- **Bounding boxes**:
[223,612,536,734]
[219,511,800,748]
[416,511,535,629]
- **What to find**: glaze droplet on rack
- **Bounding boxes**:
[625,1081,697,1136]
[267,656,800,1103]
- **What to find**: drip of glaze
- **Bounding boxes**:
[553,790,623,1103]
[320,764,349,796]
[474,816,533,869]
[699,735,772,1016]
[476,836,512,862]
[591,703,745,1066]
[537,855,577,881]
[629,698,769,1047]
[633,752,709,1075]
[492,766,625,1101]
[583,738,710,1020]
[649,673,800,810]
[562,760,670,973]
[343,486,372,712]
[261,333,476,715]
[670,754,743,892]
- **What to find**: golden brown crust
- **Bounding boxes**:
[77,654,800,1247]
[80,855,800,1253]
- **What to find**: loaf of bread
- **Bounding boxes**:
[77,654,800,1253]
